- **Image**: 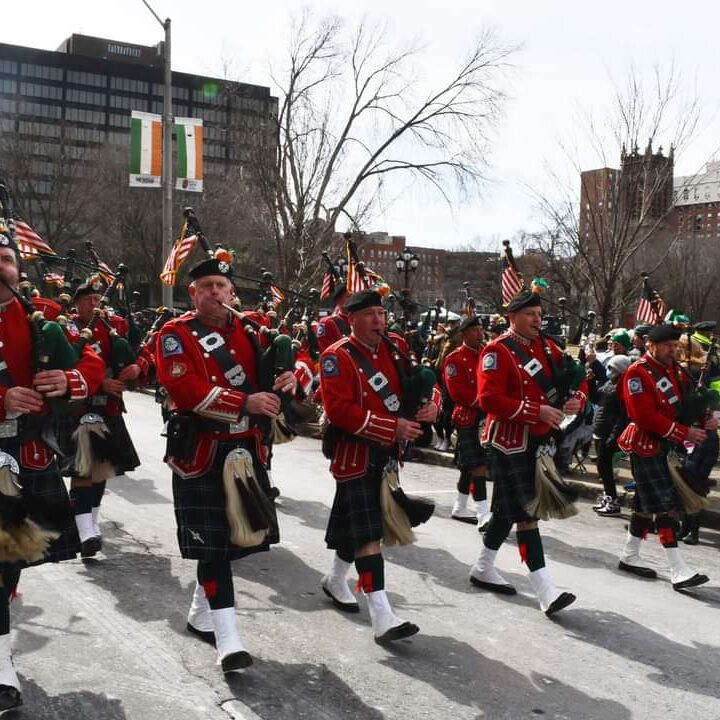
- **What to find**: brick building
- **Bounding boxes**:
[672,160,720,239]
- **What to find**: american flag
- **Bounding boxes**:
[43,272,65,287]
[95,260,114,285]
[501,241,524,305]
[636,276,666,324]
[160,233,198,286]
[270,285,285,305]
[14,220,56,259]
[320,271,335,300]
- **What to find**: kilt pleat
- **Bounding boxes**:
[488,447,536,523]
[173,439,276,561]
[631,453,681,514]
[455,420,487,470]
[325,465,385,552]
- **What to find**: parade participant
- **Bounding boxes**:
[319,290,440,643]
[62,276,142,558]
[0,236,104,711]
[630,325,650,359]
[592,355,631,516]
[433,320,461,452]
[471,290,587,615]
[316,283,351,353]
[156,257,297,672]
[443,315,492,527]
[616,324,713,589]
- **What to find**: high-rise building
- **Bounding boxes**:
[0,34,278,294]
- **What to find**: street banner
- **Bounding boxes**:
[129,111,162,188]
[174,117,204,192]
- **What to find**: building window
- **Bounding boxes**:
[21,63,63,81]
[64,107,105,124]
[694,215,703,235]
[67,88,106,106]
[683,189,689,201]
[20,82,62,100]
[109,113,130,128]
[109,94,135,110]
[0,60,17,75]
[66,70,106,88]
[18,100,61,119]
[172,86,189,100]
[109,77,148,94]
[0,78,17,94]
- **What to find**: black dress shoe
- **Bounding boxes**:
[375,621,419,645]
[0,685,22,712]
[451,515,478,525]
[545,592,576,616]
[322,584,360,613]
[80,536,102,559]
[469,575,517,595]
[683,535,699,546]
[618,561,657,579]
[221,651,253,673]
[186,622,216,646]
[673,573,709,591]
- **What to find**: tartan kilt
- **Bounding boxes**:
[325,463,385,553]
[172,439,277,561]
[630,452,681,514]
[455,420,487,470]
[54,412,140,477]
[488,447,536,523]
[0,440,79,569]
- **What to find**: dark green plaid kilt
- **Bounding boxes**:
[488,446,537,523]
[55,412,140,477]
[455,419,487,470]
[0,439,79,570]
[325,451,391,553]
[172,439,277,561]
[630,452,681,514]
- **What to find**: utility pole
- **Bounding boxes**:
[141,1,174,308]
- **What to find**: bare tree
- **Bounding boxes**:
[529,63,701,328]
[250,13,515,286]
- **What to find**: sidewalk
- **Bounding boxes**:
[409,446,720,530]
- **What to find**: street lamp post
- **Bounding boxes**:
[395,249,419,329]
[141,1,174,308]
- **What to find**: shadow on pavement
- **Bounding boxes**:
[14,677,127,719]
[379,633,631,720]
[276,496,330,532]
[541,534,625,570]
[13,596,89,658]
[107,475,172,506]
[233,547,369,625]
[562,608,720,700]
[77,531,190,639]
[225,659,383,720]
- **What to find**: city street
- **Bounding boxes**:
[10,392,720,720]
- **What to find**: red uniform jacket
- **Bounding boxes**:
[316,310,351,353]
[444,342,482,428]
[617,353,690,457]
[478,330,588,454]
[320,335,441,481]
[156,310,270,478]
[0,297,104,469]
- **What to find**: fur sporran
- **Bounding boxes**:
[527,453,579,521]
[668,455,710,515]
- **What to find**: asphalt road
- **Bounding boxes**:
[8,392,720,720]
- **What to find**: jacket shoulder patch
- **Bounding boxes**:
[628,377,643,395]
[321,354,340,377]
[482,352,497,371]
[162,334,184,357]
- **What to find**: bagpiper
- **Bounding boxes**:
[156,257,297,672]
[617,324,713,588]
[443,314,492,527]
[0,232,104,711]
[319,289,441,643]
[473,290,587,614]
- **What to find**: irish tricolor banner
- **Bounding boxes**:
[174,117,204,193]
[129,111,162,188]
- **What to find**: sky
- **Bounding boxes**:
[6,0,720,251]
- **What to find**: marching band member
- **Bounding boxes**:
[156,257,297,673]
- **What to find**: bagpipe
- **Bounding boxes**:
[670,336,720,506]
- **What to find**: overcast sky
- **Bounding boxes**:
[7,0,720,250]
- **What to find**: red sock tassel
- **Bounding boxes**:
[356,571,374,594]
[202,579,218,600]
[518,542,528,565]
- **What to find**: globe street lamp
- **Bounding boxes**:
[395,249,420,329]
